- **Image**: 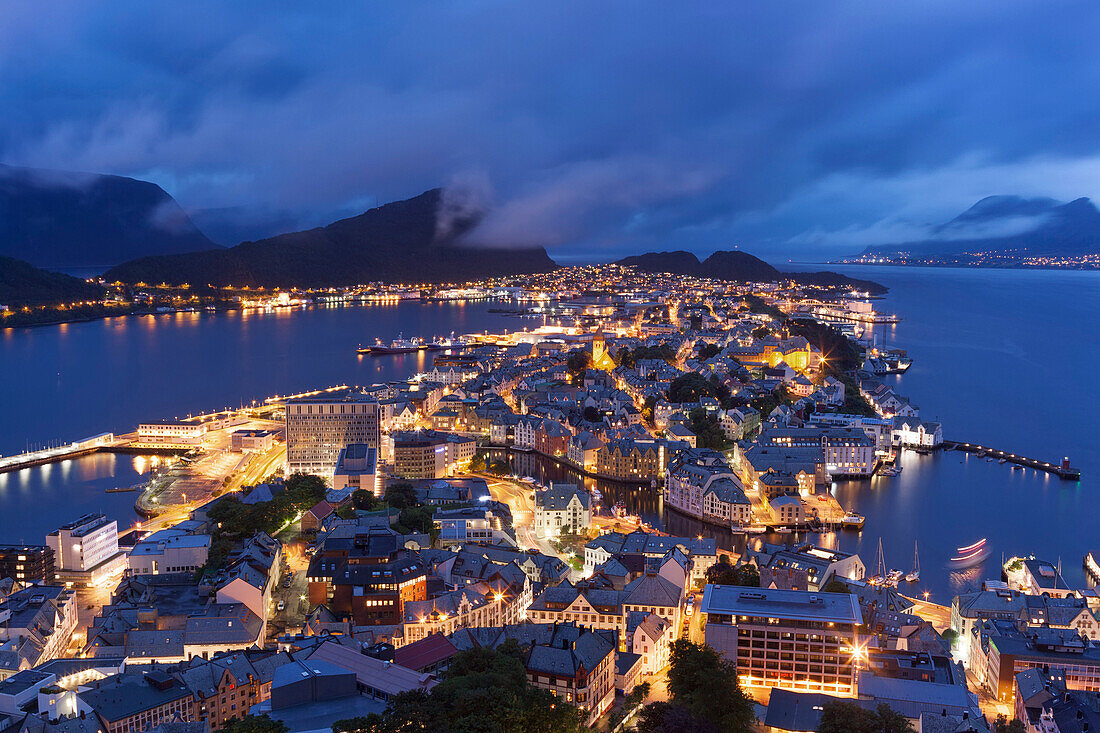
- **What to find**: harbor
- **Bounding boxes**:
[942,440,1081,480]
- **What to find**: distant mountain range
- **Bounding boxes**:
[615,250,888,293]
[0,256,104,307]
[0,164,217,270]
[104,188,557,287]
[856,195,1100,259]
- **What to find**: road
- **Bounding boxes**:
[480,473,582,578]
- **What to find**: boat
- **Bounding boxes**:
[949,538,991,570]
[367,335,423,354]
[612,501,628,519]
[773,527,793,535]
[842,512,865,530]
[744,524,767,534]
[906,541,920,582]
[1011,465,1023,471]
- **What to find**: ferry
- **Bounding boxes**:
[949,538,991,570]
[366,335,424,354]
[841,512,865,530]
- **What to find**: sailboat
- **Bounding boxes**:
[868,539,887,586]
[906,541,920,582]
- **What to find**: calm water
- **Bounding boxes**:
[0,270,1097,602]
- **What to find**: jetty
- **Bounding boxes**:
[942,440,1081,480]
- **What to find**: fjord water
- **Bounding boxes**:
[0,268,1096,601]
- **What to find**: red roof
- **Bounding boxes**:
[307,500,335,518]
[394,633,459,671]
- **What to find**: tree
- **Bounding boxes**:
[659,640,755,732]
[351,489,380,511]
[822,579,849,593]
[818,701,912,733]
[567,349,591,384]
[332,717,384,733]
[583,406,601,423]
[488,459,512,475]
[383,483,418,510]
[635,702,719,733]
[697,342,721,361]
[222,715,289,733]
[688,407,728,450]
[992,715,1027,733]
[372,646,584,733]
[468,453,488,473]
[705,561,759,588]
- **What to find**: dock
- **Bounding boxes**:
[942,440,1081,480]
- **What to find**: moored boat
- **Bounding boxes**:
[842,512,865,530]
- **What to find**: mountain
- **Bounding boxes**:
[615,249,886,293]
[0,256,105,307]
[105,189,557,287]
[0,164,217,270]
[862,195,1100,258]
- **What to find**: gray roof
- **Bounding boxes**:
[536,484,590,512]
[700,586,861,624]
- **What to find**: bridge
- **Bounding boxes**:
[942,440,1081,480]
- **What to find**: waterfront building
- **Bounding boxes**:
[596,438,662,480]
[0,545,55,584]
[331,443,378,499]
[892,417,943,449]
[533,483,591,539]
[664,455,751,527]
[733,443,826,495]
[749,543,866,593]
[567,431,605,472]
[700,586,862,696]
[46,513,124,586]
[285,391,380,475]
[757,427,876,477]
[135,422,207,449]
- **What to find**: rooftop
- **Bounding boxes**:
[700,586,861,624]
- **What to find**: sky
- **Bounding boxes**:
[2,1,1100,262]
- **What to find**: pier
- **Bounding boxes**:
[942,440,1081,480]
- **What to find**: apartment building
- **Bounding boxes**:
[0,545,55,584]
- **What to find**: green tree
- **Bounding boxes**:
[697,343,721,361]
[705,560,759,588]
[332,717,384,733]
[468,453,488,473]
[661,640,755,732]
[818,701,912,733]
[992,715,1027,733]
[822,579,849,593]
[222,715,289,733]
[372,646,584,733]
[688,407,729,450]
[383,483,419,510]
[635,702,719,733]
[351,489,380,511]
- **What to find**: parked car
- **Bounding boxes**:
[276,600,285,612]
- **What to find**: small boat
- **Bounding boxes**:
[744,524,767,534]
[520,476,537,483]
[842,512,865,530]
[906,541,920,582]
[1011,465,1023,471]
[773,527,793,535]
[612,501,628,519]
[998,457,1007,464]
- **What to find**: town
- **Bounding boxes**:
[0,264,1094,733]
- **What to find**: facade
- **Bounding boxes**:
[391,430,476,479]
[757,427,876,477]
[664,456,751,528]
[77,671,196,733]
[701,586,862,697]
[972,620,1100,704]
[46,513,122,585]
[135,423,206,448]
[892,418,943,449]
[229,429,276,452]
[285,392,380,475]
[127,531,211,576]
[533,483,592,539]
[0,545,55,584]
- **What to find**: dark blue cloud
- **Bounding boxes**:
[2,0,1099,259]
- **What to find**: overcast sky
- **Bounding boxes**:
[3,1,1099,261]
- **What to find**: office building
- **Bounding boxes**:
[391,430,476,479]
[285,391,380,475]
[701,586,862,696]
[46,513,123,585]
[331,443,378,499]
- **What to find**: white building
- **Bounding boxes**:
[136,422,206,448]
[127,530,211,576]
[665,460,752,527]
[534,483,592,539]
[893,417,943,449]
[46,514,123,585]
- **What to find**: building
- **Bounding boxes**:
[175,651,291,732]
[664,454,752,528]
[400,571,532,645]
[757,427,876,477]
[749,543,866,592]
[331,444,378,498]
[628,611,671,676]
[1014,667,1100,733]
[449,623,617,726]
[229,429,276,452]
[434,507,515,547]
[701,586,862,696]
[0,545,55,584]
[127,530,211,577]
[46,513,124,586]
[892,418,943,450]
[135,423,207,449]
[285,392,380,475]
[971,620,1100,703]
[77,670,196,733]
[391,430,476,479]
[533,484,591,539]
[0,585,78,676]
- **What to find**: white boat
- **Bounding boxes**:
[842,512,865,530]
[745,524,767,534]
[906,541,920,582]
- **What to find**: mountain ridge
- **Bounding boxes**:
[0,163,218,269]
[104,188,558,287]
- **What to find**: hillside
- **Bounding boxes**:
[615,250,886,293]
[861,195,1100,258]
[105,189,557,287]
[0,256,105,307]
[0,164,217,270]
